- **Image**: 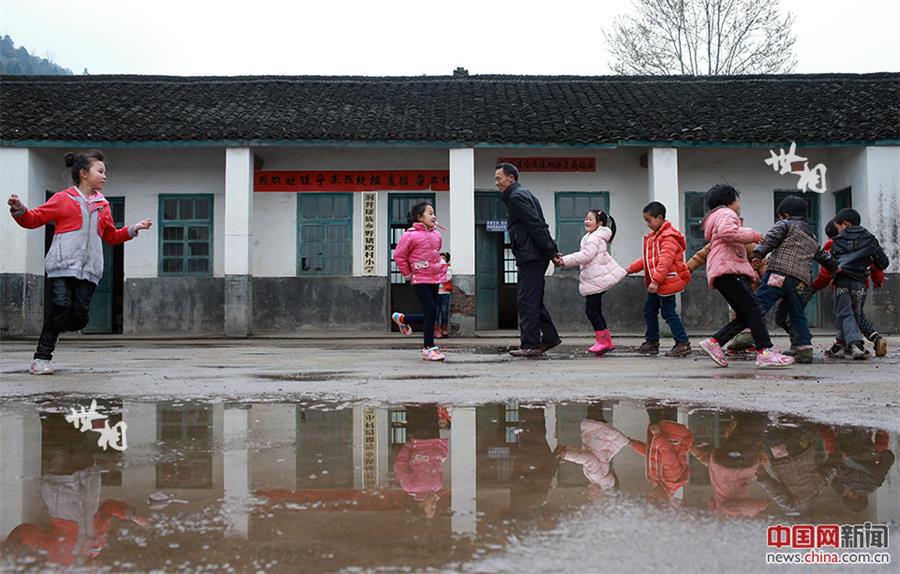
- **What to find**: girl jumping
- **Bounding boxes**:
[391,202,449,361]
[8,150,152,374]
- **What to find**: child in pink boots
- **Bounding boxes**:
[554,209,626,355]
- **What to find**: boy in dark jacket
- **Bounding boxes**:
[750,196,837,363]
[828,208,891,360]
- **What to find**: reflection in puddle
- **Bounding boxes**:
[1,398,896,571]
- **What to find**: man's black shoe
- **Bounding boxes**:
[509,347,546,358]
[541,338,563,352]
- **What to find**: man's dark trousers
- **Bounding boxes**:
[516,260,559,349]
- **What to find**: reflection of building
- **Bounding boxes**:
[1,399,898,569]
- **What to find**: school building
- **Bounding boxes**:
[1,72,898,337]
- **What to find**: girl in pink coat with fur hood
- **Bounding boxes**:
[555,210,627,354]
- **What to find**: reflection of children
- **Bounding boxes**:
[756,420,832,513]
[555,418,629,490]
[628,408,694,498]
[819,425,894,512]
[393,437,449,518]
[692,412,769,518]
[554,209,626,355]
[436,252,453,339]
[391,202,449,361]
[7,150,152,375]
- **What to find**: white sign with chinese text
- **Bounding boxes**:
[362,192,378,276]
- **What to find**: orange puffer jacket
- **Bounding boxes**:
[627,220,691,295]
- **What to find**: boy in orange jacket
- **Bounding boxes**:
[627,202,692,357]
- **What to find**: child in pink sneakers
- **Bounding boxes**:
[391,202,449,361]
[553,209,626,354]
[698,184,793,369]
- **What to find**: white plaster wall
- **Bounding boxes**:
[474,148,649,266]
[678,146,841,242]
[0,148,61,275]
[253,147,449,277]
[99,148,226,279]
[863,147,900,269]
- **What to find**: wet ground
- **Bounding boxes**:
[1,337,899,572]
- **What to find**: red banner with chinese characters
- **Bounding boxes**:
[254,170,450,192]
[497,157,596,172]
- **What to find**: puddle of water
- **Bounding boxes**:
[254,372,353,382]
[0,396,896,572]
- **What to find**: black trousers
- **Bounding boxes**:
[516,260,559,349]
[711,274,772,349]
[584,292,607,331]
[403,283,440,349]
[35,277,96,360]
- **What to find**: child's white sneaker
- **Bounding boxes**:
[392,312,413,336]
[30,359,54,375]
[755,349,794,368]
[422,346,445,361]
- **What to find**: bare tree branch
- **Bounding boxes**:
[605,0,796,75]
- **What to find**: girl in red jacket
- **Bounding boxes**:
[7,151,152,374]
[391,202,449,361]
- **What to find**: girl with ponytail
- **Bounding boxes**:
[553,209,627,355]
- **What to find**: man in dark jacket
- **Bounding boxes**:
[496,163,561,357]
[830,208,890,359]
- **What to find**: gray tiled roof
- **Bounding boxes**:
[1,73,898,145]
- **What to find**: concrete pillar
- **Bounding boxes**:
[649,147,681,317]
[450,406,477,536]
[0,148,46,335]
[224,148,254,336]
[122,402,158,494]
[223,405,251,538]
[648,148,680,228]
[449,148,476,334]
[0,409,42,537]
[862,147,900,332]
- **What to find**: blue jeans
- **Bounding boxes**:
[644,293,688,343]
[438,293,451,328]
[755,272,812,346]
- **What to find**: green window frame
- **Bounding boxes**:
[158,194,214,276]
[297,193,353,276]
[684,192,707,257]
[554,192,610,268]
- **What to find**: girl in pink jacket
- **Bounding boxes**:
[555,210,626,354]
[391,202,449,361]
[698,185,792,369]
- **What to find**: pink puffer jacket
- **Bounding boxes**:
[562,419,631,489]
[394,438,448,500]
[393,223,448,285]
[559,227,627,296]
[702,206,763,287]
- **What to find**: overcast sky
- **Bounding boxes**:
[1,0,898,76]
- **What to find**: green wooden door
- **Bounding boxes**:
[84,197,124,333]
[475,193,507,330]
[834,187,852,212]
[773,191,820,326]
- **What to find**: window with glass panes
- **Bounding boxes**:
[554,192,610,270]
[297,194,353,275]
[159,195,213,275]
[684,192,707,257]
